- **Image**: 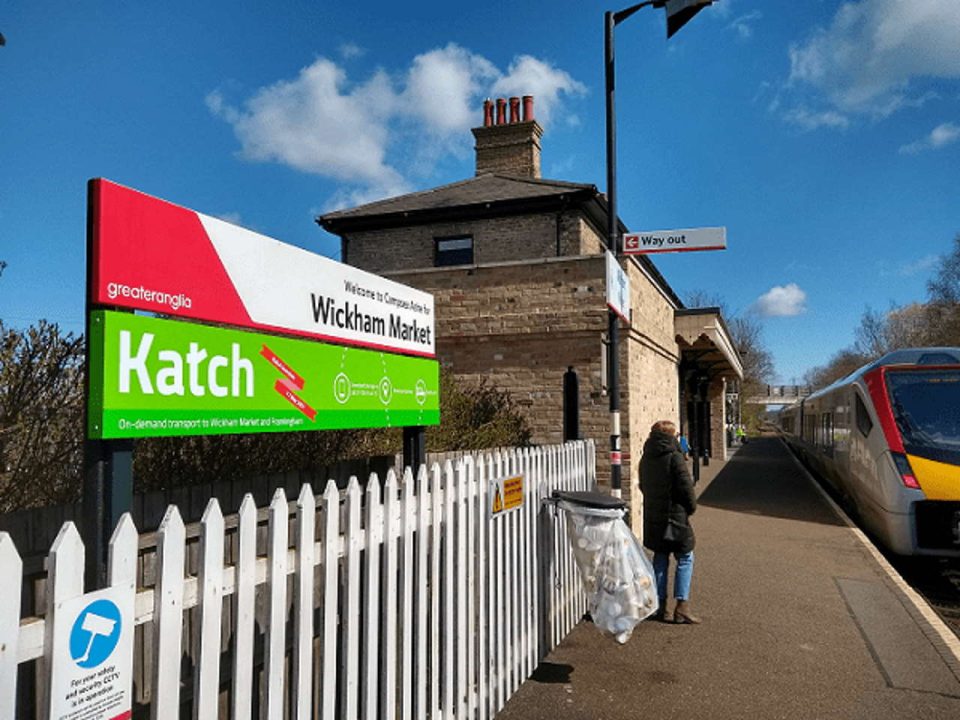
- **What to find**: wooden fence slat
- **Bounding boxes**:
[415,466,430,720]
[442,461,455,718]
[152,506,185,720]
[399,468,415,720]
[232,494,257,720]
[464,456,477,720]
[294,484,316,720]
[381,471,400,720]
[476,456,489,720]
[320,480,341,720]
[263,488,289,720]
[428,464,442,718]
[342,477,363,720]
[194,500,224,720]
[0,534,22,720]
[362,474,382,720]
[42,522,84,720]
[455,461,468,719]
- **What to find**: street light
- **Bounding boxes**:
[604,0,714,498]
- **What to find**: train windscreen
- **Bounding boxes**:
[885,368,960,463]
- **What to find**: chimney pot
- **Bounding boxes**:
[483,99,493,127]
[495,98,507,125]
[509,97,520,123]
[522,95,534,122]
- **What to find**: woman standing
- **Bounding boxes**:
[639,420,700,624]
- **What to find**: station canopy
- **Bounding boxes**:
[675,307,744,381]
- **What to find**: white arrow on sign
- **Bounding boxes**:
[622,226,726,255]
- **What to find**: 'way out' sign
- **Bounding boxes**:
[48,584,134,720]
[622,226,726,255]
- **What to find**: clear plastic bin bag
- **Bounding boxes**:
[557,501,658,644]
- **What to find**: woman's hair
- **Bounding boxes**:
[651,420,677,436]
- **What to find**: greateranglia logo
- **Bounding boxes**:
[106,281,192,311]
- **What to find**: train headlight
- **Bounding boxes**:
[891,452,921,490]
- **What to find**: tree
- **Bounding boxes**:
[684,290,774,432]
[0,320,85,511]
[925,233,960,346]
[0,319,532,507]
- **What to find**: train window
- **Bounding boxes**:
[885,369,960,459]
[821,413,834,451]
[855,394,873,437]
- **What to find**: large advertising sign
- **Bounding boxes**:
[88,311,440,439]
[89,179,435,358]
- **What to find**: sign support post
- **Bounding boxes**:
[82,180,134,589]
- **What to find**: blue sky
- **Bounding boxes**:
[1,0,958,383]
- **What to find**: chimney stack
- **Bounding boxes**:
[472,95,543,178]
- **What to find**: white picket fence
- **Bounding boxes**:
[1,441,595,720]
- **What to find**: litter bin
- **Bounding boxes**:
[552,490,658,643]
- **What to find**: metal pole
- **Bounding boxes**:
[604,10,622,499]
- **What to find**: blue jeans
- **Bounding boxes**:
[653,551,694,601]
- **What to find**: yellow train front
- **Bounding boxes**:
[779,348,960,557]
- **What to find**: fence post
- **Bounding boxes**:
[151,506,185,720]
[342,478,363,720]
[319,480,341,720]
[194,501,224,720]
[263,489,289,720]
[0,534,22,720]
[294,485,316,720]
[232,494,257,720]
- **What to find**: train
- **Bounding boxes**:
[777,348,960,557]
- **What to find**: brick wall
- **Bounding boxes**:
[345,211,607,274]
[385,254,680,534]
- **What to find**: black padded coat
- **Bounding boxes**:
[639,429,697,554]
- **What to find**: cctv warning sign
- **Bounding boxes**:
[48,584,135,720]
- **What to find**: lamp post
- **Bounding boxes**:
[604,0,714,498]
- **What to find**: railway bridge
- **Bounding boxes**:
[743,384,812,405]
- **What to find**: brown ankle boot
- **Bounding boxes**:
[652,599,671,623]
[673,600,701,624]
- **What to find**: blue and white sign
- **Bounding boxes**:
[49,584,134,720]
[69,599,123,669]
[605,250,631,324]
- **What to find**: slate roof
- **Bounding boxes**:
[316,172,683,308]
[322,174,596,219]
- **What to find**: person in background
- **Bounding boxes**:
[678,433,690,459]
[639,420,700,624]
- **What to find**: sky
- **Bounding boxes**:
[1,0,958,383]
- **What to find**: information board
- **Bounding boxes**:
[89,179,435,358]
[88,310,440,439]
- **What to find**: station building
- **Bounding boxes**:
[319,96,742,529]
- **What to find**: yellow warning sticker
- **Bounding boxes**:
[490,474,524,516]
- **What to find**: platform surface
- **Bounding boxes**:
[497,438,960,720]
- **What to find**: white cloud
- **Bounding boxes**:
[752,284,807,317]
[491,55,587,128]
[727,11,762,40]
[208,45,585,206]
[783,0,960,125]
[783,106,849,131]
[899,121,960,154]
[339,43,365,60]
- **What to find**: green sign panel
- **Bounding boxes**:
[88,311,440,439]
